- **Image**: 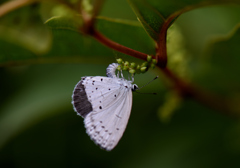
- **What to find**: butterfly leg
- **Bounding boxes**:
[117,70,119,78]
[128,72,130,81]
[120,70,124,78]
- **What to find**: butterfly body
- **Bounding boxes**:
[72,63,138,151]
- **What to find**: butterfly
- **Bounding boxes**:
[72,63,138,151]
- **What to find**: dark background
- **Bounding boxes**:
[1,0,240,167]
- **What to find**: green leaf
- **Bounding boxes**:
[0,4,52,54]
[0,16,155,66]
[199,25,240,112]
[128,0,240,41]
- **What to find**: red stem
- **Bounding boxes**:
[92,30,151,61]
[156,25,167,68]
[161,67,232,115]
[156,15,176,68]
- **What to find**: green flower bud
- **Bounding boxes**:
[124,61,129,66]
[152,59,157,65]
[116,58,123,64]
[147,55,152,62]
[129,69,136,74]
[130,62,136,68]
[151,63,155,69]
[123,65,128,71]
[141,62,148,67]
[117,65,122,71]
[140,67,147,72]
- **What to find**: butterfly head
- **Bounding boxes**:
[132,84,139,91]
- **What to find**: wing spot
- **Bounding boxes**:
[101,78,103,81]
[116,114,122,119]
[92,83,94,85]
[100,121,103,123]
[109,133,112,135]
[92,91,94,93]
[101,126,105,128]
[99,101,101,103]
[96,87,98,90]
[105,130,108,132]
[93,80,95,82]
[125,86,128,88]
[116,128,119,130]
[99,106,102,109]
[108,88,111,90]
[114,95,116,97]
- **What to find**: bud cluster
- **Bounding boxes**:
[116,56,157,74]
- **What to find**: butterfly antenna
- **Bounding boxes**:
[135,90,157,95]
[138,76,159,90]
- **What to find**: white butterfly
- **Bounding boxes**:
[72,63,138,151]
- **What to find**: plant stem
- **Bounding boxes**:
[0,0,36,17]
[156,15,176,68]
[161,68,231,115]
[91,30,151,61]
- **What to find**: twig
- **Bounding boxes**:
[161,68,232,115]
[156,15,177,68]
[91,30,151,61]
[0,0,36,17]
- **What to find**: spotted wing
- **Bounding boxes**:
[72,76,133,151]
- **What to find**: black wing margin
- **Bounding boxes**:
[72,78,93,118]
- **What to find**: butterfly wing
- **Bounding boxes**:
[72,76,133,151]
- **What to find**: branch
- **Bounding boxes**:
[161,68,232,116]
[91,30,150,61]
[0,0,37,18]
[156,15,177,68]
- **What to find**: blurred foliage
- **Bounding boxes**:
[0,3,51,54]
[1,0,240,168]
[128,0,240,41]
